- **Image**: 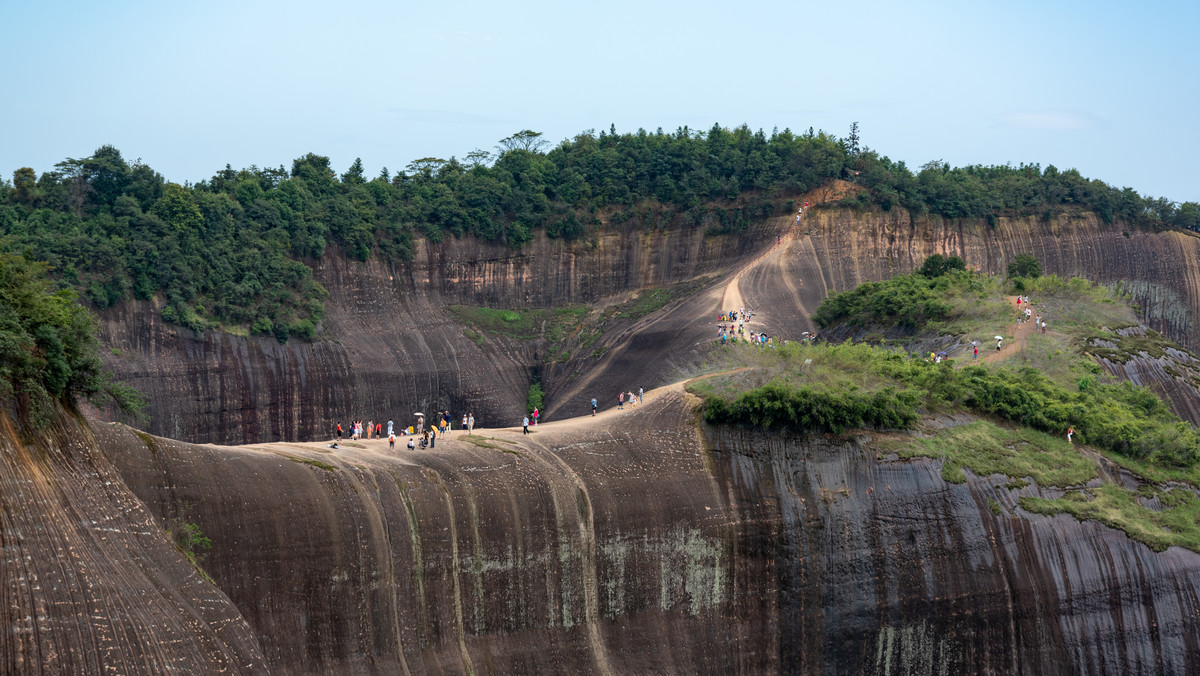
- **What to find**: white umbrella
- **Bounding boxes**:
[414,412,424,417]
[994,336,1003,340]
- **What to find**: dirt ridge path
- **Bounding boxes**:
[719,213,803,325]
[978,296,1032,364]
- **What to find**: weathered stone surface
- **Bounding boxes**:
[77,390,1200,674]
[96,223,766,445]
[0,410,266,675]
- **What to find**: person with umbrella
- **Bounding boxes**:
[996,335,1003,351]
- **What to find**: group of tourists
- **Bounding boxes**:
[616,388,644,410]
[1015,295,1049,334]
[333,410,476,452]
[521,407,540,434]
[716,307,754,344]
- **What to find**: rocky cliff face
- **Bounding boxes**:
[63,389,1200,674]
[97,223,766,444]
[0,408,266,674]
[97,209,1200,444]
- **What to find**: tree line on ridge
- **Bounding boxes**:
[1,124,1197,341]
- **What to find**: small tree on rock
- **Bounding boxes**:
[919,254,966,278]
[1007,254,1042,279]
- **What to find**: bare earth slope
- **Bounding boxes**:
[77,386,1200,674]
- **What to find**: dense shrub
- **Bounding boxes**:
[812,268,975,329]
[703,380,920,434]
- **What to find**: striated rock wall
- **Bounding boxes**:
[0,409,266,674]
[97,224,766,444]
[78,390,1200,674]
[98,210,1200,443]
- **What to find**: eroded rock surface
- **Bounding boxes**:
[0,411,266,674]
[79,389,1200,674]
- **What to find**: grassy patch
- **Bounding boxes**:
[989,498,1003,515]
[281,454,336,472]
[881,421,1096,487]
[1021,484,1200,553]
[134,429,162,457]
[448,304,590,343]
[460,435,522,456]
[1084,328,1175,364]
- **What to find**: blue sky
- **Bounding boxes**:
[2,0,1196,202]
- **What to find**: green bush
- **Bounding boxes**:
[702,380,920,434]
[0,254,143,423]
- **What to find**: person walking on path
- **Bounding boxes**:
[468,413,475,434]
[973,344,978,361]
[462,413,468,433]
[388,432,395,451]
[618,392,624,410]
[1067,427,1075,443]
[387,419,394,436]
[1042,321,1047,335]
[532,407,539,426]
[591,397,598,416]
[336,422,343,441]
[639,387,644,404]
[430,426,437,448]
[522,415,530,435]
[997,337,1003,351]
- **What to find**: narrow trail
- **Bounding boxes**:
[718,213,803,326]
[978,296,1033,364]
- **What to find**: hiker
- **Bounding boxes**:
[462,413,468,432]
[468,413,475,434]
[375,422,382,438]
[997,337,1003,351]
[1042,321,1047,334]
[388,432,395,451]
[367,420,373,439]
[421,429,429,448]
[973,344,978,360]
[336,422,343,441]
[523,415,530,435]
[618,392,624,409]
[431,425,438,448]
[532,407,539,426]
[639,387,644,404]
[591,397,598,416]
[1067,427,1074,443]
[387,419,394,436]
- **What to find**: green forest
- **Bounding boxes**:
[2,124,1198,341]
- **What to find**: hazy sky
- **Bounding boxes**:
[2,0,1196,202]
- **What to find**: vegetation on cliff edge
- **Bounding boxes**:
[692,263,1200,553]
[3,125,1198,339]
[0,253,143,425]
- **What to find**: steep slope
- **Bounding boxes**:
[83,385,1200,674]
[0,408,266,674]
